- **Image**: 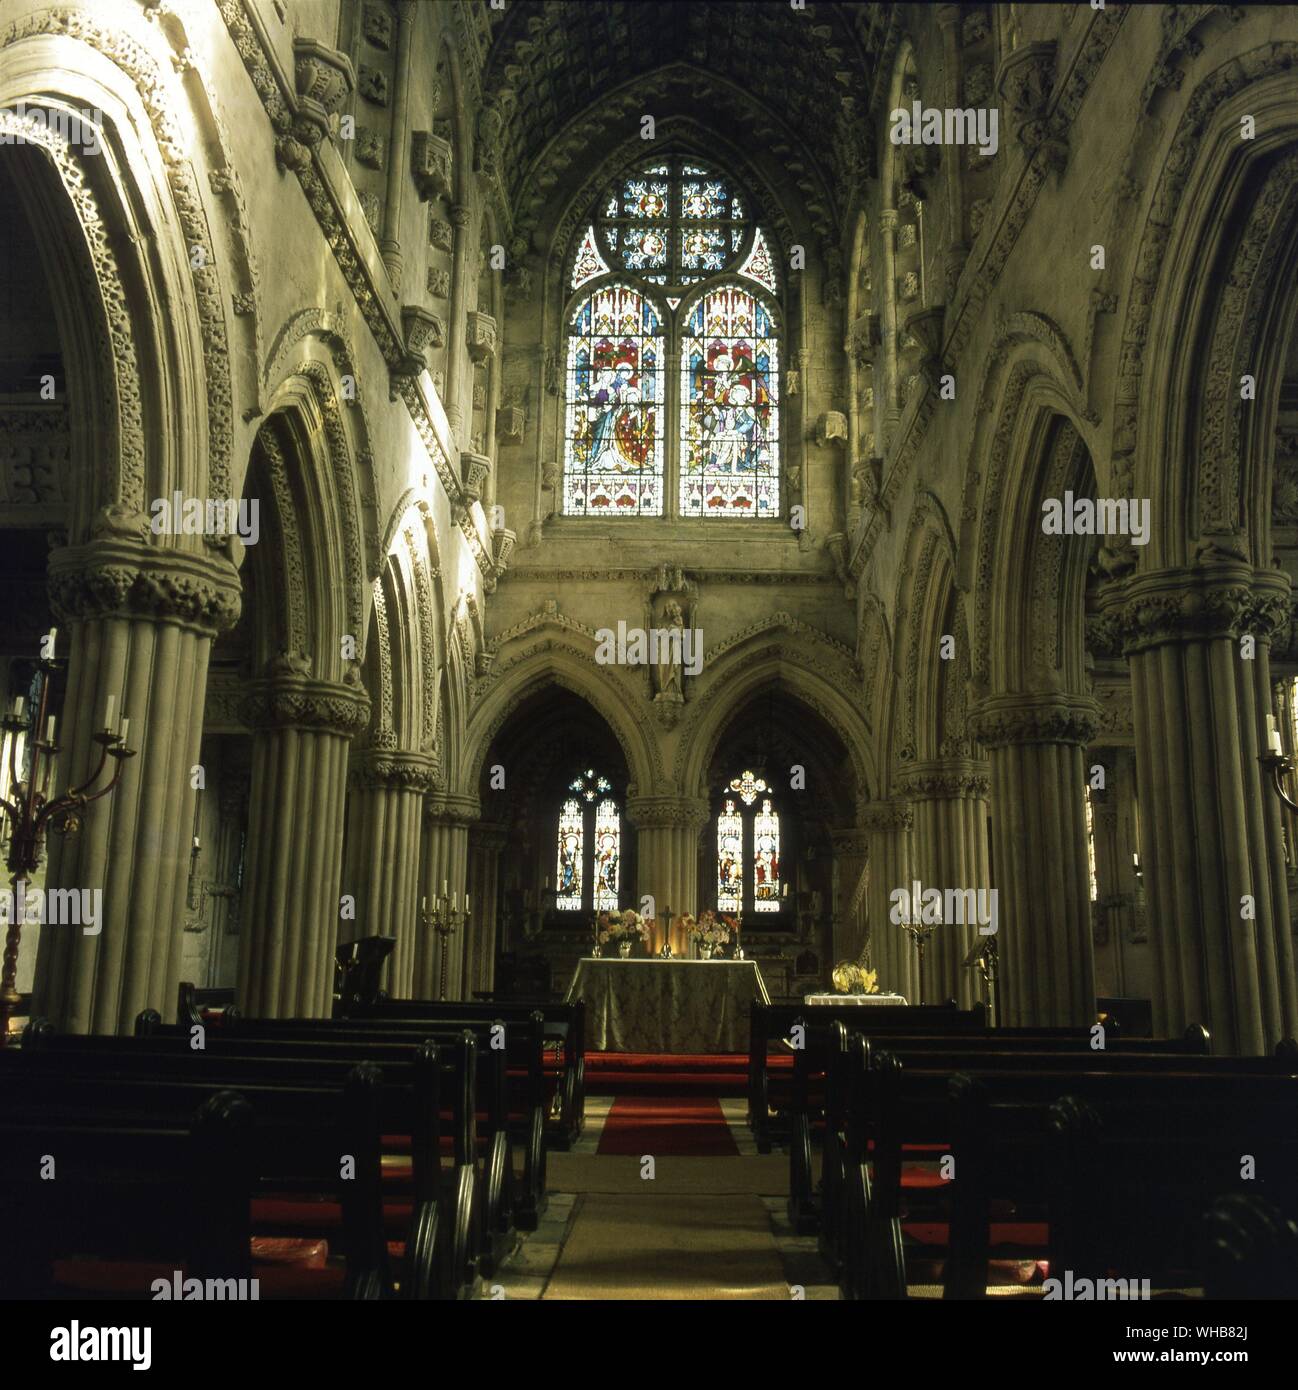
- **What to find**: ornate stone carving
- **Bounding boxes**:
[292,39,355,145]
[426,266,450,299]
[497,403,525,441]
[241,669,371,737]
[465,311,497,365]
[1114,561,1292,654]
[996,40,1057,146]
[461,452,491,502]
[425,793,482,826]
[411,130,453,203]
[896,758,990,802]
[429,214,453,253]
[816,412,849,447]
[357,64,389,107]
[363,3,393,50]
[970,692,1101,748]
[858,800,914,834]
[625,797,710,832]
[47,539,241,637]
[394,305,445,380]
[355,125,385,170]
[351,748,436,793]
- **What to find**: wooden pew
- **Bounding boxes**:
[786,1018,1209,1238]
[349,997,586,1150]
[18,1025,481,1297]
[748,999,989,1152]
[0,1056,398,1299]
[143,1009,546,1238]
[849,1042,1298,1300]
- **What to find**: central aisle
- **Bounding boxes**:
[488,1052,839,1300]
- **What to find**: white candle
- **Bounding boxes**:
[47,627,56,653]
[442,879,448,897]
[1270,728,1284,756]
[11,696,22,717]
[421,895,427,912]
[104,693,116,732]
[465,893,471,913]
[452,891,458,911]
[118,717,129,747]
[45,716,55,743]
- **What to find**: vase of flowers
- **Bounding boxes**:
[687,910,732,959]
[599,908,648,958]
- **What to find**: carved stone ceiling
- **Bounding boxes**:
[480,0,888,233]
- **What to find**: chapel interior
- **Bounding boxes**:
[1,0,1298,1314]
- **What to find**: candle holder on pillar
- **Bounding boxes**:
[420,890,469,1001]
[1260,714,1298,811]
[899,918,938,1005]
[0,652,135,1044]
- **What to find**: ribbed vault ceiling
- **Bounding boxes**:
[479,1,892,236]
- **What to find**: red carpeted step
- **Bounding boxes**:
[597,1093,740,1156]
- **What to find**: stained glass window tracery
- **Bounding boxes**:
[563,157,781,520]
[557,772,622,914]
[715,770,785,918]
[680,286,779,517]
[564,284,663,516]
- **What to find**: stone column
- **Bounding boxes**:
[33,540,241,1035]
[413,793,479,1000]
[1118,562,1298,1053]
[935,4,969,297]
[466,824,506,996]
[860,799,915,1001]
[444,202,472,446]
[626,795,710,955]
[878,208,902,436]
[972,694,1099,1028]
[236,668,370,1018]
[897,760,991,1008]
[339,745,435,997]
[830,826,870,964]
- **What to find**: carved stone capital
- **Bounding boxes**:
[997,40,1057,145]
[491,526,516,571]
[830,828,871,857]
[241,672,371,737]
[424,792,481,826]
[625,796,711,832]
[879,208,900,235]
[462,452,492,502]
[351,747,437,793]
[465,310,497,365]
[469,823,509,853]
[410,130,453,203]
[291,38,355,146]
[858,799,914,835]
[1115,562,1291,654]
[47,539,242,637]
[970,692,1100,749]
[895,757,990,801]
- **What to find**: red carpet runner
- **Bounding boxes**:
[597,1093,740,1156]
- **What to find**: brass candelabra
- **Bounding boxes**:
[0,650,134,1043]
[421,889,469,1001]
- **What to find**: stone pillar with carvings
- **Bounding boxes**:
[860,799,915,1000]
[236,665,370,1018]
[896,760,991,1007]
[626,795,710,955]
[936,4,969,296]
[972,693,1099,1028]
[878,209,902,435]
[466,823,507,996]
[1117,561,1298,1053]
[340,743,435,997]
[33,540,241,1034]
[830,826,869,964]
[413,793,480,1000]
[444,203,472,446]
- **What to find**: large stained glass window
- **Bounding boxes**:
[556,798,584,910]
[753,797,781,912]
[562,156,781,520]
[680,286,779,517]
[564,285,663,516]
[717,799,743,913]
[715,771,785,917]
[556,771,621,913]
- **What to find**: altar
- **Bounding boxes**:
[565,957,771,1053]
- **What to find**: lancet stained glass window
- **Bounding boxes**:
[562,156,781,519]
[564,285,663,516]
[717,799,743,913]
[557,771,621,913]
[680,286,779,517]
[715,771,784,917]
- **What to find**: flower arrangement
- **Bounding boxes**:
[831,961,881,995]
[595,908,648,945]
[686,910,732,946]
